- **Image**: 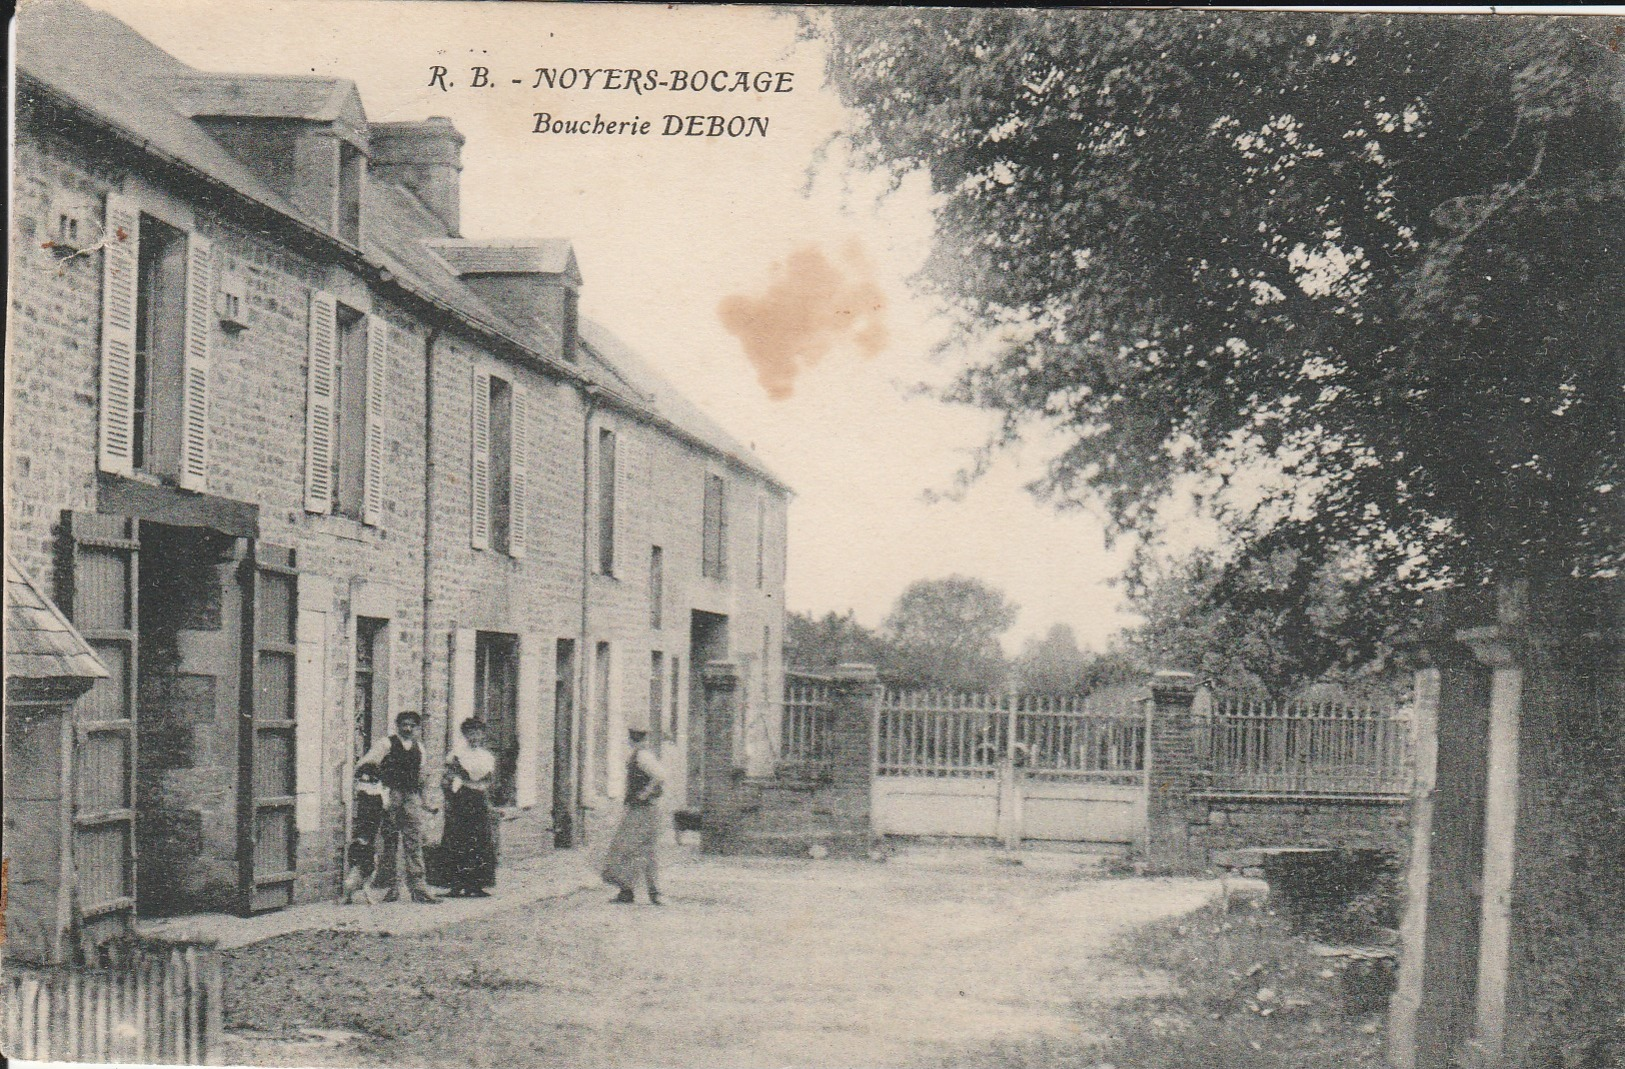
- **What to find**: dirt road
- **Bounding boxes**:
[223,849,1220,1068]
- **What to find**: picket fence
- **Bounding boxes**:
[4,940,222,1064]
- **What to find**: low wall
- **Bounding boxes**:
[1192,795,1410,859]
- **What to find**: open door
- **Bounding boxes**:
[59,512,140,942]
[237,543,299,914]
[552,639,577,847]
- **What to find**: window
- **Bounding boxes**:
[597,428,617,574]
[756,496,766,589]
[702,472,728,580]
[98,195,212,487]
[489,375,513,552]
[337,142,363,246]
[669,655,681,739]
[474,631,519,807]
[305,296,387,524]
[132,214,188,476]
[649,651,665,738]
[332,305,367,518]
[470,370,529,555]
[354,617,389,758]
[649,546,664,629]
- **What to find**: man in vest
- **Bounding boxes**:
[355,711,441,904]
[601,728,665,905]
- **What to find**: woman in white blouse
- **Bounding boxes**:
[441,717,498,897]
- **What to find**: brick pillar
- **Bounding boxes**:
[1144,670,1200,873]
[699,661,743,853]
[823,663,879,847]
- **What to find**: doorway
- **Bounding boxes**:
[552,639,577,847]
[132,522,242,916]
[686,611,729,809]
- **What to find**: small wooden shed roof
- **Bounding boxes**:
[5,553,108,682]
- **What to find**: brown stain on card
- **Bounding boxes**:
[717,240,888,400]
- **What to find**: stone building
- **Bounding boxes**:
[8,0,788,934]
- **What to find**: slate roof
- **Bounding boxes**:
[16,0,786,492]
[5,555,108,682]
[164,74,364,125]
[432,239,581,282]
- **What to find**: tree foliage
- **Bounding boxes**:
[809,11,1623,675]
[882,575,1017,691]
[785,609,888,671]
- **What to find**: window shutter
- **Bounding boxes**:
[611,426,630,577]
[716,475,729,580]
[304,291,337,513]
[508,384,529,558]
[98,195,140,475]
[178,233,213,491]
[470,369,491,549]
[362,316,389,526]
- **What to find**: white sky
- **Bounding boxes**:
[76,0,1145,651]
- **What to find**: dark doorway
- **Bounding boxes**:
[475,631,520,808]
[552,639,578,848]
[133,522,241,916]
[686,611,729,809]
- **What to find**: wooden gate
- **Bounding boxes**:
[872,691,1148,846]
[59,513,140,936]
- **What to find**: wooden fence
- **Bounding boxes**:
[778,671,835,776]
[1199,693,1412,798]
[4,940,222,1064]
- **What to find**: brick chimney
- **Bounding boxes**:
[370,117,464,237]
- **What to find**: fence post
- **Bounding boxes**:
[826,664,880,851]
[1144,670,1201,873]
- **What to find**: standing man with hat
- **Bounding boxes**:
[602,728,665,905]
[355,710,441,904]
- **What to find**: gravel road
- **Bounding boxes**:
[221,848,1221,1068]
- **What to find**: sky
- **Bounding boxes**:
[75,0,1148,652]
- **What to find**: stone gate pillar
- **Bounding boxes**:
[699,661,743,853]
[824,663,879,846]
[1144,670,1201,872]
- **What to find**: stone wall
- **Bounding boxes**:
[700,663,874,857]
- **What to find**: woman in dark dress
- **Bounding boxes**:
[441,717,498,897]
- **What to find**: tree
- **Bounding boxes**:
[1012,623,1090,693]
[808,12,1623,675]
[880,576,1016,691]
[784,609,888,671]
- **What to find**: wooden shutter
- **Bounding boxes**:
[362,316,389,526]
[611,426,630,577]
[716,475,729,580]
[470,369,491,550]
[304,291,337,514]
[61,512,139,922]
[508,384,529,558]
[515,634,543,807]
[98,195,140,475]
[239,543,299,914]
[178,233,213,490]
